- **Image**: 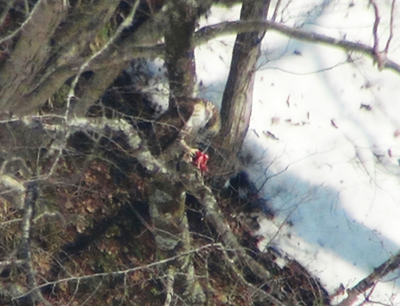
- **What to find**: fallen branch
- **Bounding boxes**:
[337,249,400,306]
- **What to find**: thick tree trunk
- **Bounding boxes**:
[0,0,67,116]
[148,1,213,304]
[0,0,119,117]
[30,0,119,115]
[148,171,206,304]
[211,0,270,179]
[164,1,197,98]
[0,2,338,305]
[74,1,171,116]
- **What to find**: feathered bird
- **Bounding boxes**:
[152,97,221,158]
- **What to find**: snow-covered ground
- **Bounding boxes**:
[196,1,400,305]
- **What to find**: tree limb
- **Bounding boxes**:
[14,243,222,301]
[0,0,42,45]
[78,18,400,77]
[0,0,67,114]
[17,181,51,306]
[14,9,400,118]
[384,0,396,54]
[193,20,400,74]
[337,249,400,306]
[73,0,173,116]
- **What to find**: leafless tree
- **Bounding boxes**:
[0,0,399,305]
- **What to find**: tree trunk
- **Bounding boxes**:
[0,0,67,116]
[211,0,270,180]
[149,1,213,303]
[164,0,198,99]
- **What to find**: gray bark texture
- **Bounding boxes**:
[210,0,271,181]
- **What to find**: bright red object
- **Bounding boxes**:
[192,150,209,175]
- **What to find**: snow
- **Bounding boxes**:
[196,1,400,305]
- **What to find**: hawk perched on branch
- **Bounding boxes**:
[153,97,221,157]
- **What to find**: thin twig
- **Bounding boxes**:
[271,0,282,22]
[369,0,387,70]
[384,0,396,54]
[369,0,380,54]
[13,243,222,301]
[218,245,284,305]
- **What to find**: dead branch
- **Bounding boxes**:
[187,180,281,298]
[384,0,396,54]
[63,17,400,78]
[17,181,51,306]
[337,249,400,306]
[14,243,222,301]
[369,0,380,55]
[193,20,400,74]
[369,0,387,70]
[272,0,282,22]
[218,244,284,305]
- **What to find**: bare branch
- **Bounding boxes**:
[18,181,51,306]
[46,117,166,174]
[369,0,380,54]
[337,249,400,306]
[271,0,282,22]
[369,0,388,70]
[13,243,223,301]
[193,20,400,74]
[218,245,284,305]
[384,0,396,54]
[69,0,140,117]
[189,181,275,290]
[76,17,400,78]
[0,259,24,267]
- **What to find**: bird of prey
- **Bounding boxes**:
[151,97,221,160]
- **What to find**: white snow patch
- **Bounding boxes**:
[197,1,400,304]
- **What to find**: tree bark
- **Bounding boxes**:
[73,0,171,116]
[0,0,67,116]
[148,1,213,303]
[211,0,270,180]
[164,0,205,99]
